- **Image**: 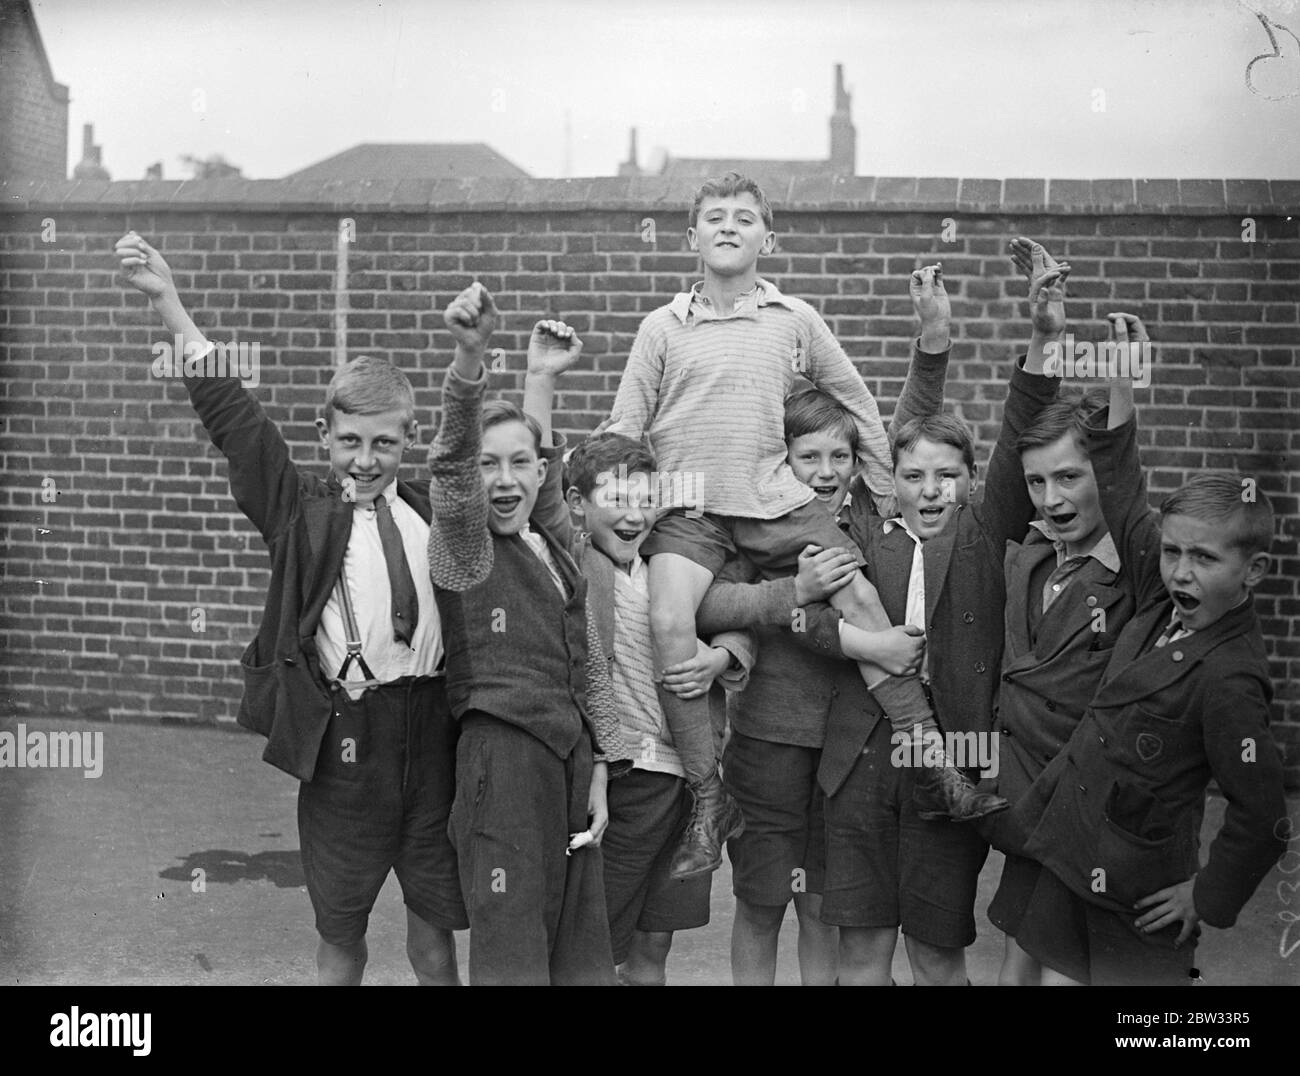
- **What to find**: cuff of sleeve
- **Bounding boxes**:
[913,338,951,359]
[445,361,488,395]
[541,431,566,463]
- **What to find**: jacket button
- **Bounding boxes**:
[1086,595,1098,607]
[1098,735,1106,745]
[282,657,296,666]
[1001,673,1012,683]
[963,611,975,623]
[974,661,986,673]
[1046,701,1056,712]
[1077,784,1086,793]
[1171,650,1184,662]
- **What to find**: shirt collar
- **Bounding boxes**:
[834,488,854,524]
[882,516,923,545]
[1028,521,1121,574]
[357,480,400,511]
[667,277,790,324]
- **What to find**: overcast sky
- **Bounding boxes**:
[33,0,1300,182]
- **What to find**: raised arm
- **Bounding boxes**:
[522,319,585,543]
[892,263,952,437]
[428,284,497,590]
[1081,318,1163,605]
[978,250,1069,547]
[115,232,299,544]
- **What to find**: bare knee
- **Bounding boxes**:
[906,937,967,986]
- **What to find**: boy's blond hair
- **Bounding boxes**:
[325,355,416,429]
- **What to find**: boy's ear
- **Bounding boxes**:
[536,457,549,483]
[403,421,418,450]
[565,486,585,518]
[315,416,330,446]
[1244,551,1270,589]
[760,230,776,256]
[966,462,979,498]
[687,226,699,252]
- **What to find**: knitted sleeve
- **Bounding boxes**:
[584,607,632,777]
[427,364,494,591]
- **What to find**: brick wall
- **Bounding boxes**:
[1,175,1297,784]
[0,2,70,181]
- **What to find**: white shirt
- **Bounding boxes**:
[315,482,443,698]
[520,523,568,596]
[837,516,928,681]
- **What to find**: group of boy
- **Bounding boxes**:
[112,168,1286,987]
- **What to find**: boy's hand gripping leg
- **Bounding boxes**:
[832,572,1007,822]
[648,553,745,879]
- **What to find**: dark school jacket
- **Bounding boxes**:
[814,359,1061,796]
[995,527,1136,806]
[1005,415,1286,927]
[182,366,422,782]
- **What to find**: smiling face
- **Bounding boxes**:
[317,408,416,506]
[1020,432,1108,556]
[788,430,855,516]
[688,192,774,281]
[569,470,659,569]
[1159,513,1268,630]
[480,419,546,535]
[893,437,975,540]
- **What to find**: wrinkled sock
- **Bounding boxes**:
[656,686,716,787]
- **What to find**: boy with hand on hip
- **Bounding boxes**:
[115,231,465,985]
[996,314,1287,986]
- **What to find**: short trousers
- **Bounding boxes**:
[601,768,712,963]
[987,851,1041,936]
[641,499,864,578]
[724,732,827,907]
[297,676,467,947]
[1007,862,1197,986]
[820,719,987,949]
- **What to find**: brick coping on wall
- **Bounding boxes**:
[2,175,1298,215]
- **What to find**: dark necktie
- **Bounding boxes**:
[374,497,418,646]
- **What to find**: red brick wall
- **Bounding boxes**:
[1,176,1297,783]
[0,2,69,181]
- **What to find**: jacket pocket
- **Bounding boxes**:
[238,646,277,738]
[1097,781,1189,906]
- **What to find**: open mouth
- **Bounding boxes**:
[918,505,946,524]
[1170,590,1201,615]
[812,485,840,499]
[1046,510,1077,529]
[612,527,644,543]
[491,495,523,515]
[350,473,380,489]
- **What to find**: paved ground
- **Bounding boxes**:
[1,715,1296,987]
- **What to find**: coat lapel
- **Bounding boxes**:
[921,510,961,630]
[300,481,353,636]
[1093,598,1257,707]
[1003,533,1056,661]
[867,525,916,624]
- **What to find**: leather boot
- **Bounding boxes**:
[669,767,744,879]
[913,762,1008,822]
